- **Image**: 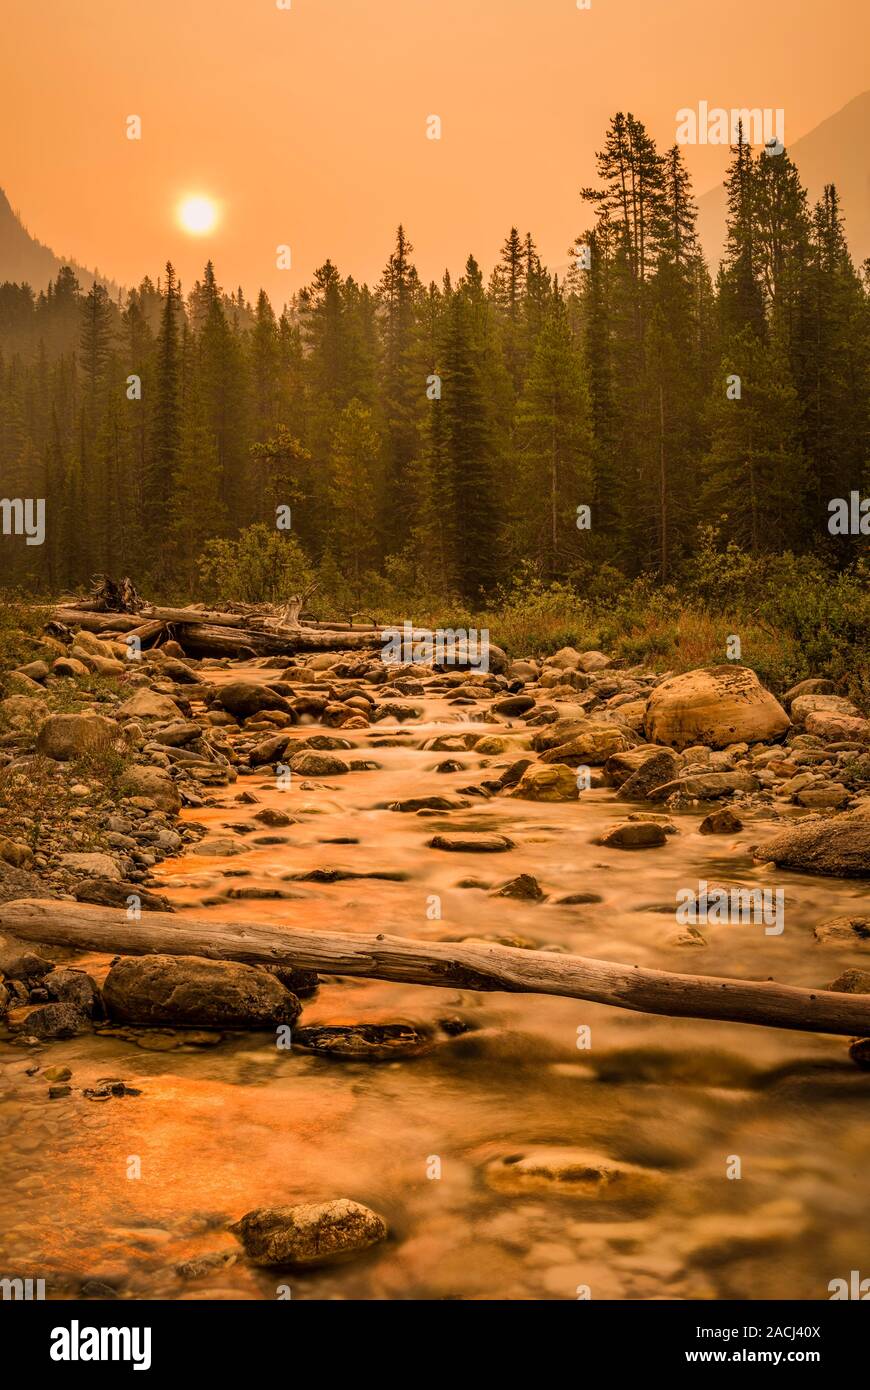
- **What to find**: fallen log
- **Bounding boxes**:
[51,608,141,633]
[123,619,166,647]
[2,899,869,1037]
[175,622,386,659]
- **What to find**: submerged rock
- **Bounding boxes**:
[292,1023,432,1060]
[484,1148,663,1208]
[229,1199,388,1267]
[813,915,870,947]
[102,955,300,1028]
[428,833,514,853]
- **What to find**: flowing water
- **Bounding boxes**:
[1,665,868,1301]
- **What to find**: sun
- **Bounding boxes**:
[177,194,219,236]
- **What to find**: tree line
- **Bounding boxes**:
[1,111,867,603]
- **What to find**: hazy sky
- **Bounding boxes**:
[3,0,867,306]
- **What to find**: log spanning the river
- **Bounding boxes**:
[49,604,391,658]
[2,899,869,1038]
[176,622,386,659]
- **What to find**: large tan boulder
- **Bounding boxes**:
[643,666,789,751]
[117,688,183,720]
[36,712,119,761]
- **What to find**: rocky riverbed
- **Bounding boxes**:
[1,631,869,1300]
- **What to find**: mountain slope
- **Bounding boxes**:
[697,90,870,270]
[0,187,120,295]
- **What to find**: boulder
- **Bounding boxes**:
[217,681,294,718]
[813,915,870,946]
[699,808,743,834]
[605,745,677,786]
[597,820,668,848]
[15,660,49,682]
[36,712,119,761]
[229,1199,387,1268]
[782,678,836,707]
[428,833,514,852]
[52,656,90,679]
[288,751,349,777]
[150,721,201,747]
[44,967,101,1017]
[508,762,578,802]
[73,878,172,911]
[59,851,122,880]
[490,873,546,901]
[577,651,613,672]
[117,766,180,811]
[1,693,44,726]
[753,811,870,877]
[615,750,681,801]
[547,647,583,670]
[790,693,860,725]
[75,651,126,678]
[249,732,293,767]
[491,694,536,718]
[539,722,631,766]
[647,770,759,801]
[24,1002,91,1039]
[531,718,589,753]
[0,837,33,869]
[804,712,870,743]
[102,955,300,1028]
[117,688,184,720]
[644,666,790,750]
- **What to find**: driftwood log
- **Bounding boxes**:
[2,899,869,1038]
[48,604,390,658]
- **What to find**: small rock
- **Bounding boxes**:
[598,821,668,849]
[428,833,514,853]
[699,808,743,834]
[490,874,546,901]
[229,1199,388,1267]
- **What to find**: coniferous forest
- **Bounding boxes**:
[1,114,868,606]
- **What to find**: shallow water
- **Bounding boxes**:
[1,666,868,1301]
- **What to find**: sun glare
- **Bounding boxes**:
[178,194,219,235]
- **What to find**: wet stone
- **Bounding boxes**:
[229,1199,388,1268]
[293,1023,433,1060]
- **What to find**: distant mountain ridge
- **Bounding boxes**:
[697,90,870,270]
[0,187,121,297]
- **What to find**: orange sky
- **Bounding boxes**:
[2,0,867,306]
